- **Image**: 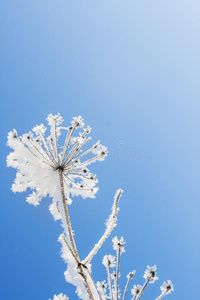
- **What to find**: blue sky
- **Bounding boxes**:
[1,1,200,299]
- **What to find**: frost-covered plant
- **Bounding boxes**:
[7,114,174,300]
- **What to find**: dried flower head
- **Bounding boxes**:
[7,114,107,220]
[96,280,107,297]
[112,236,126,253]
[102,255,116,268]
[131,284,142,297]
[127,270,136,279]
[143,265,158,283]
[160,280,174,295]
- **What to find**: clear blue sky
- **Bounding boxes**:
[1,1,200,299]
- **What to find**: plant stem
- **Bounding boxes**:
[59,170,98,300]
[122,275,131,300]
[107,262,114,300]
[136,280,149,300]
[116,247,121,300]
[59,170,79,257]
[155,291,167,300]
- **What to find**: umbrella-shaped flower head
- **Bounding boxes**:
[160,280,174,295]
[143,265,158,283]
[112,236,126,253]
[102,255,116,268]
[7,114,107,219]
[131,284,142,297]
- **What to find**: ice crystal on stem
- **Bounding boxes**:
[7,114,174,300]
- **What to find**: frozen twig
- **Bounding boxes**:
[103,255,116,300]
[136,280,149,300]
[155,281,174,300]
[122,272,135,300]
[82,189,123,265]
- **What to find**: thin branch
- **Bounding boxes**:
[116,247,121,300]
[67,144,96,168]
[66,154,101,172]
[37,129,56,162]
[59,170,100,300]
[155,291,168,300]
[82,189,122,265]
[48,137,57,161]
[113,272,117,300]
[63,173,94,191]
[61,234,97,300]
[28,139,55,168]
[84,268,103,300]
[61,234,77,261]
[62,127,88,167]
[64,137,91,167]
[122,275,132,300]
[60,126,74,165]
[15,137,52,168]
[53,119,59,164]
[59,170,79,257]
[136,280,149,300]
[107,262,114,300]
[67,172,97,182]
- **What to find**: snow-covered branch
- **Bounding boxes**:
[122,271,135,300]
[82,189,123,265]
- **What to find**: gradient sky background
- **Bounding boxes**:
[1,1,200,299]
